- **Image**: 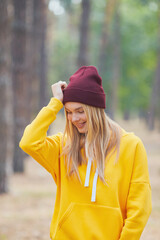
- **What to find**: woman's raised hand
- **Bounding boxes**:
[51,81,67,102]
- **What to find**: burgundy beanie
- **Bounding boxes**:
[63,66,106,108]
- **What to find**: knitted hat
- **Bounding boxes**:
[63,66,106,108]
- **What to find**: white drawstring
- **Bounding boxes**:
[91,168,98,202]
[84,158,99,202]
[84,157,92,187]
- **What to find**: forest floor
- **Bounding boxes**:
[0,114,160,240]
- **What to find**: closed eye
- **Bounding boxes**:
[78,111,84,113]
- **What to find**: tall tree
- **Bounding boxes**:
[148,4,160,130]
[109,3,121,119]
[39,0,48,109]
[25,0,34,121]
[77,0,91,67]
[0,0,13,193]
[31,0,48,114]
[12,0,27,172]
[98,0,118,73]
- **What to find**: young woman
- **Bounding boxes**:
[19,66,152,240]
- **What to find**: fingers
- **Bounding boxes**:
[58,81,67,89]
[51,81,67,90]
[51,81,67,102]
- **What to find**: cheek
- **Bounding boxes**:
[67,114,72,121]
[82,114,87,122]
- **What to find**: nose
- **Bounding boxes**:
[72,113,79,122]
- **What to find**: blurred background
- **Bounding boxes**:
[0,0,160,239]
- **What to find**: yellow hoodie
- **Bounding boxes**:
[19,98,152,240]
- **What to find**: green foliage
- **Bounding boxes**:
[47,0,159,116]
[118,0,158,114]
[47,6,80,97]
[59,0,72,11]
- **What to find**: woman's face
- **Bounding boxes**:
[65,102,88,133]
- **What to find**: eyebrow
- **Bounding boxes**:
[65,107,83,111]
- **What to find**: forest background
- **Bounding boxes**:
[0,0,160,239]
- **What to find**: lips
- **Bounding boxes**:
[76,122,86,128]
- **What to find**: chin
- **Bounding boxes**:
[77,128,87,134]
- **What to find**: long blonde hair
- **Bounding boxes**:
[62,104,122,182]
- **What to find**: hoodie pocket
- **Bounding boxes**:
[54,202,123,240]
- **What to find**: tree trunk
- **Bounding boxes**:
[0,0,13,193]
[109,3,121,119]
[39,0,48,110]
[31,0,48,114]
[148,53,160,130]
[123,110,130,121]
[98,0,118,73]
[77,0,91,67]
[25,0,34,121]
[12,0,27,172]
[148,5,160,130]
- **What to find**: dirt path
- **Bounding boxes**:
[0,116,160,240]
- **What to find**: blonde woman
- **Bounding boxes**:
[19,66,152,240]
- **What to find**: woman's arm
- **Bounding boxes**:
[119,140,152,240]
[19,98,63,182]
[19,81,67,183]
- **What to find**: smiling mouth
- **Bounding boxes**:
[76,122,86,128]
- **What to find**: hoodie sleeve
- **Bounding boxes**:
[119,139,152,240]
[19,97,63,183]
